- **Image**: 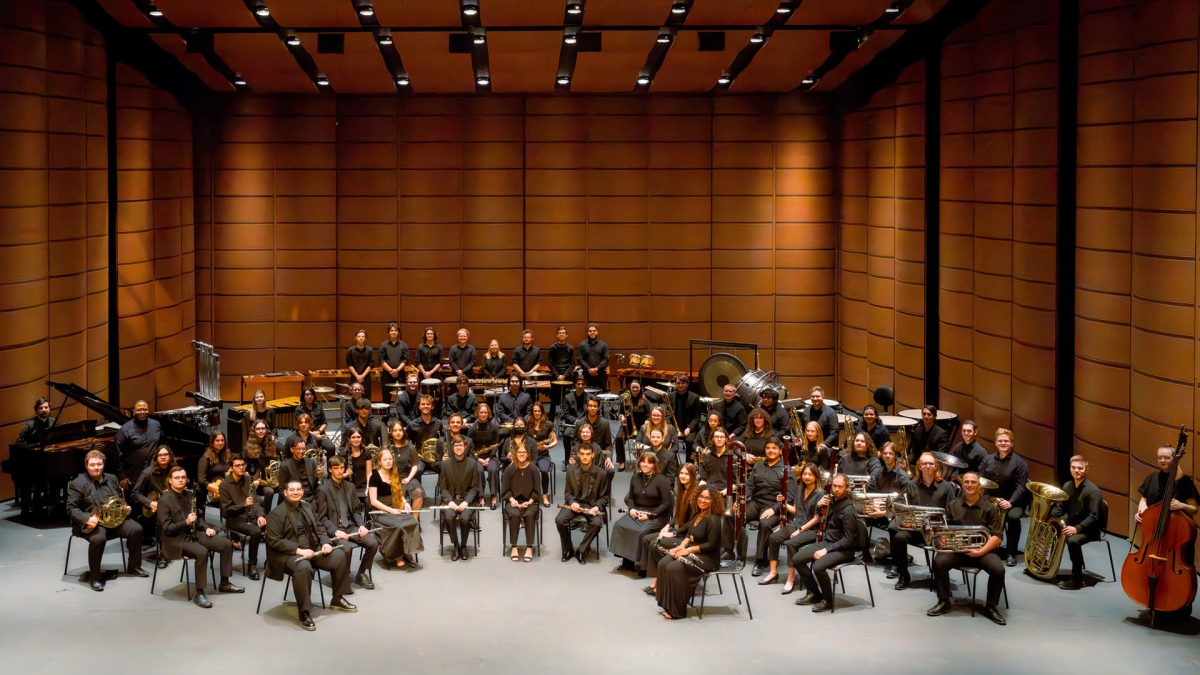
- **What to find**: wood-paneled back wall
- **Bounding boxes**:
[193,95,839,401]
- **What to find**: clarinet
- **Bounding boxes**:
[653,532,707,572]
[779,437,791,528]
[816,457,839,540]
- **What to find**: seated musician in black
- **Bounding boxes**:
[791,473,859,613]
[346,330,376,403]
[394,375,421,427]
[926,471,1007,625]
[295,387,328,439]
[560,374,591,466]
[243,420,278,510]
[1050,455,1103,591]
[764,463,824,592]
[265,480,356,631]
[416,327,444,380]
[511,329,542,377]
[611,452,673,575]
[115,399,162,484]
[218,455,264,580]
[278,436,322,502]
[406,395,443,448]
[316,456,379,590]
[480,339,507,380]
[569,400,616,472]
[577,323,609,391]
[744,438,792,577]
[556,444,608,565]
[68,450,146,590]
[496,374,532,425]
[855,405,891,456]
[247,389,276,433]
[158,466,242,608]
[440,436,481,561]
[472,411,506,510]
[800,386,838,448]
[694,411,724,457]
[711,384,747,438]
[643,428,679,484]
[16,397,55,445]
[840,431,881,477]
[889,452,955,589]
[978,427,1029,567]
[737,407,774,458]
[797,421,832,471]
[444,377,478,423]
[454,408,485,457]
[378,322,408,404]
[668,373,704,459]
[697,427,730,495]
[946,420,987,480]
[865,442,910,572]
[758,389,789,436]
[342,382,364,427]
[448,328,477,380]
[908,404,950,466]
[384,420,423,509]
[653,485,723,620]
[131,445,176,544]
[502,420,538,472]
[1134,443,1200,620]
[616,380,651,471]
[343,399,385,450]
[289,413,335,459]
[503,442,542,562]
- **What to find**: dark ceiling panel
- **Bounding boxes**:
[489,30,560,93]
[269,0,360,27]
[684,0,784,25]
[654,29,753,92]
[216,33,319,92]
[154,0,258,27]
[149,33,235,90]
[792,0,896,24]
[95,0,155,27]
[582,0,675,27]
[372,0,462,27]
[730,29,831,92]
[812,28,902,91]
[484,0,564,27]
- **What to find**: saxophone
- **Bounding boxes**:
[474,442,501,458]
[1024,481,1070,580]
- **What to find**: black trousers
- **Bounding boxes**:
[179,531,233,590]
[535,456,552,494]
[889,527,925,578]
[284,549,351,613]
[476,458,501,499]
[584,372,607,392]
[556,508,602,553]
[1065,531,1096,576]
[334,532,380,576]
[740,500,781,563]
[792,543,855,601]
[505,503,538,545]
[767,526,818,568]
[225,517,263,564]
[1002,505,1025,557]
[933,551,1005,605]
[443,509,473,550]
[85,519,143,574]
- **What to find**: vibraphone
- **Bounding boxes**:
[240,371,305,404]
[227,396,300,449]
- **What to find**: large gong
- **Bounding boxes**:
[698,353,748,397]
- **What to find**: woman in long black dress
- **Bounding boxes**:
[840,431,880,477]
[384,420,423,510]
[502,442,542,562]
[761,463,824,592]
[643,462,699,590]
[654,485,724,620]
[295,386,328,437]
[611,452,673,574]
[525,404,556,504]
[367,448,423,568]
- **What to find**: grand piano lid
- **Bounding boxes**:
[47,381,130,424]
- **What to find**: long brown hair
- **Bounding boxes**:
[244,420,276,459]
[377,448,406,510]
[674,462,699,524]
[202,431,229,466]
[745,408,772,439]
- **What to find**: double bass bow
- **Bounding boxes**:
[1120,425,1198,625]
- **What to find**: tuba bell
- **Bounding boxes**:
[1024,481,1070,580]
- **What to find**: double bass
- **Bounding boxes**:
[1120,426,1198,624]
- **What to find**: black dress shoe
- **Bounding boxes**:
[459,547,470,562]
[811,600,832,613]
[127,566,149,578]
[451,548,461,561]
[750,565,763,577]
[794,592,817,606]
[894,576,911,591]
[218,581,245,593]
[561,550,575,562]
[1058,577,1083,591]
[1005,555,1017,567]
[247,565,260,581]
[90,578,105,592]
[758,573,778,586]
[619,559,634,571]
[780,582,796,595]
[193,590,212,608]
[157,557,170,569]
[576,550,587,565]
[927,600,950,616]
[981,604,1006,625]
[299,611,316,631]
[489,501,497,511]
[356,573,375,590]
[885,568,900,579]
[643,586,656,596]
[330,596,358,613]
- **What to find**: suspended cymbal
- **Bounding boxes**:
[311,386,334,394]
[931,451,967,469]
[385,382,405,388]
[698,352,748,398]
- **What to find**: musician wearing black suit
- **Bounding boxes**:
[577,323,609,391]
[791,473,859,613]
[496,374,532,424]
[16,397,55,445]
[67,450,146,591]
[157,466,242,608]
[1050,455,1103,590]
[744,439,792,577]
[668,373,704,456]
[219,456,264,580]
[908,404,950,466]
[278,437,322,502]
[799,386,838,448]
[889,452,955,590]
[440,436,481,561]
[406,395,444,447]
[556,444,608,565]
[947,420,988,480]
[926,472,1006,625]
[444,378,478,423]
[265,480,356,631]
[115,399,162,483]
[316,456,378,590]
[393,375,421,427]
[978,428,1029,567]
[710,384,746,438]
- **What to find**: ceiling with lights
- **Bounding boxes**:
[94,0,950,95]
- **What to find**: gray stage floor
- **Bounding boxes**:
[2,469,1197,674]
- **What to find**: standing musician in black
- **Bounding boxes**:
[800,386,838,448]
[265,480,356,631]
[926,471,1007,625]
[1049,455,1103,591]
[448,328,476,380]
[745,438,792,577]
[157,466,242,608]
[908,405,950,466]
[67,450,146,590]
[343,399,385,450]
[496,374,532,425]
[556,443,608,565]
[278,436,321,502]
[947,420,988,480]
[378,322,409,404]
[888,451,955,590]
[855,405,891,455]
[16,397,55,445]
[316,456,378,590]
[668,373,704,459]
[791,473,859,613]
[440,436,481,561]
[978,427,1029,567]
[219,456,264,580]
[394,374,421,427]
[511,329,542,377]
[758,389,789,436]
[444,377,478,423]
[346,329,375,404]
[577,323,609,392]
[711,384,747,438]
[415,327,444,380]
[546,326,575,419]
[115,399,162,484]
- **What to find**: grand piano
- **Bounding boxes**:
[3,382,214,518]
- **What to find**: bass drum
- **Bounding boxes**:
[734,369,788,410]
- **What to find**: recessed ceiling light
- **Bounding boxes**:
[564,34,577,44]
[255,4,270,17]
[476,75,490,85]
[717,75,731,85]
[637,75,651,85]
[474,34,485,44]
[358,6,374,17]
[750,33,765,44]
[379,35,392,45]
[801,76,816,85]
[776,3,792,14]
[885,3,902,14]
[286,35,300,46]
[396,76,409,86]
[317,77,329,86]
[670,3,687,14]
[566,3,583,15]
[233,77,246,86]
[462,3,479,16]
[557,76,571,85]
[148,7,163,17]
[656,34,671,44]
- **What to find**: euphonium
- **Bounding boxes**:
[87,495,128,531]
[417,437,440,464]
[853,492,898,518]
[846,474,871,495]
[925,513,992,552]
[258,460,282,488]
[1024,481,1070,580]
[893,501,946,532]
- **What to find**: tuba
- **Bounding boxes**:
[845,474,871,495]
[258,460,281,488]
[86,495,128,532]
[1024,481,1070,580]
[894,426,911,477]
[417,437,440,464]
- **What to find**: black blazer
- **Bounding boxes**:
[264,499,331,581]
[316,478,366,534]
[157,488,210,560]
[66,472,125,536]
[564,463,609,509]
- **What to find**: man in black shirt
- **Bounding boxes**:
[278,437,321,502]
[67,450,146,590]
[1050,455,1103,590]
[378,323,408,405]
[407,395,444,447]
[926,471,1007,625]
[711,384,747,438]
[546,326,575,419]
[562,375,590,427]
[978,428,1030,566]
[16,397,55,445]
[218,456,264,580]
[440,436,481,561]
[758,389,789,436]
[745,439,791,575]
[496,374,532,424]
[909,405,950,466]
[346,329,375,403]
[317,456,378,589]
[855,406,891,456]
[1135,444,1199,620]
[800,386,838,448]
[668,373,704,456]
[448,328,476,379]
[512,329,541,377]
[556,444,608,565]
[443,377,478,423]
[947,420,987,480]
[577,323,609,392]
[792,473,858,613]
[115,399,162,484]
[158,466,242,608]
[888,452,955,589]
[394,374,421,426]
[344,398,385,449]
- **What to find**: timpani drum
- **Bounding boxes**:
[596,393,621,420]
[420,378,443,414]
[584,387,601,397]
[641,354,655,367]
[898,408,958,425]
[628,354,642,367]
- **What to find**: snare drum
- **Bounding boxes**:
[596,393,621,420]
[641,354,655,367]
[370,402,390,418]
[629,354,642,367]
